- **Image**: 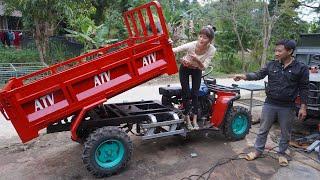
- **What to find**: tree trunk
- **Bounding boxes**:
[34,19,51,63]
[231,0,246,71]
[232,23,245,70]
[35,38,45,63]
[34,19,45,63]
[261,23,273,67]
[261,0,278,68]
[261,2,269,68]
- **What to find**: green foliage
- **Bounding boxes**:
[271,0,309,42]
[214,52,242,73]
[0,39,83,64]
[213,51,261,74]
[0,47,39,63]
[3,0,317,73]
[215,22,238,53]
[4,0,78,62]
[47,40,82,64]
[217,0,263,51]
[103,8,127,40]
[65,23,118,52]
[90,0,134,25]
[4,0,74,30]
[309,20,320,33]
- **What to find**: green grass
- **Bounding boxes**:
[0,39,82,64]
[0,47,39,63]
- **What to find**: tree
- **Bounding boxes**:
[4,0,75,63]
[216,0,262,71]
[230,0,245,70]
[299,0,320,12]
[260,0,305,67]
[65,22,118,52]
[91,0,109,25]
[91,0,134,25]
[299,0,320,33]
[260,0,278,67]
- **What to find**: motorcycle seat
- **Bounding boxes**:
[159,86,182,97]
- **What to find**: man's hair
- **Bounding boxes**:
[276,39,296,54]
[199,25,216,41]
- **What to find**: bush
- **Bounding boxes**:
[20,37,83,64]
[214,51,242,73]
[212,50,262,74]
[0,47,39,63]
[246,59,261,72]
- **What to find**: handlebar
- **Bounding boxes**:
[201,65,213,78]
[206,84,240,93]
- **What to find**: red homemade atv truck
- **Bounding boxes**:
[0,1,251,178]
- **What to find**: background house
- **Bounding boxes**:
[0,0,22,30]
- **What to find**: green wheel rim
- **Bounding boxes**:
[95,140,125,168]
[231,114,248,135]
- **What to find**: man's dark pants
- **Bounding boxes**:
[254,103,295,154]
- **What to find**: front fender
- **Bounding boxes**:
[210,91,240,127]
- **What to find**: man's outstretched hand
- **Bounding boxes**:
[233,75,247,81]
[298,104,307,121]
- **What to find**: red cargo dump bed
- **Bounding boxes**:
[0,1,177,143]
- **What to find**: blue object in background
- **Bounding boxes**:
[198,83,209,96]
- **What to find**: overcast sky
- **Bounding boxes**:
[297,2,320,22]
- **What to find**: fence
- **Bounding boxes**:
[0,62,48,85]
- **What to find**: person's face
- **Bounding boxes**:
[198,34,211,46]
[275,45,292,61]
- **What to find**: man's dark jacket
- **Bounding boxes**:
[246,60,309,107]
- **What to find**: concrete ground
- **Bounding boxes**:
[0,77,319,179]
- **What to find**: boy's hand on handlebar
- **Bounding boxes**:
[233,75,247,81]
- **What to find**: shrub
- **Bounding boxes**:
[0,47,39,63]
[214,51,242,73]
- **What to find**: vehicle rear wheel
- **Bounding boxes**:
[82,126,133,177]
[223,106,251,141]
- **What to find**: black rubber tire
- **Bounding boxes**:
[82,126,133,178]
[223,106,251,141]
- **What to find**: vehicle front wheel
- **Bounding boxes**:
[82,126,133,177]
[223,106,251,141]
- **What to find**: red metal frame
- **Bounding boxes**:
[0,1,177,143]
[210,91,238,127]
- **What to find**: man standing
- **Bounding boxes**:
[234,39,309,166]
